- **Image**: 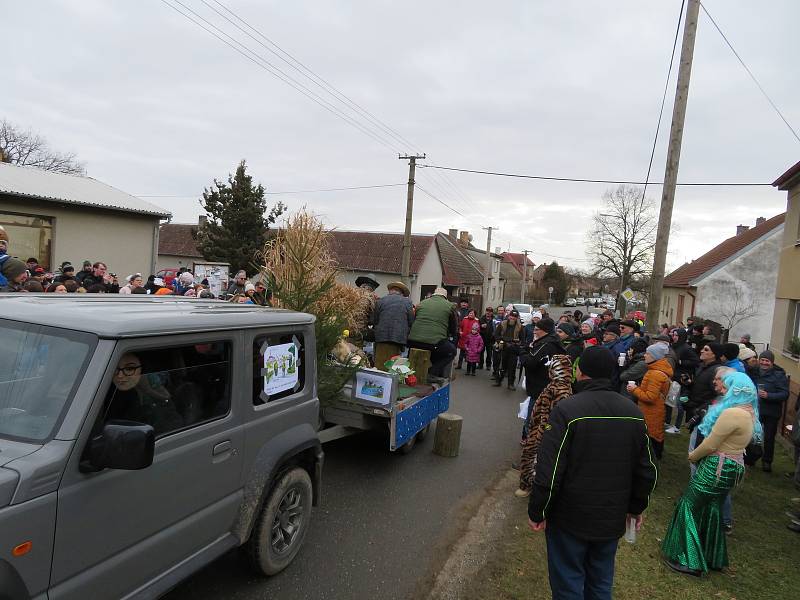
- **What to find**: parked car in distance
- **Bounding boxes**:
[0,295,323,600]
[576,297,585,305]
[512,303,533,325]
[564,298,577,307]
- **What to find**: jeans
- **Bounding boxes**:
[665,404,685,428]
[545,523,618,600]
[689,428,732,525]
[760,415,780,465]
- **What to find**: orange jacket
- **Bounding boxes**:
[632,358,673,442]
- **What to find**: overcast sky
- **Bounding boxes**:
[4,0,799,271]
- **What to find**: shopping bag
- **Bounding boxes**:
[665,381,681,408]
[518,397,530,420]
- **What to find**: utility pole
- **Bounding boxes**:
[482,226,497,311]
[646,0,700,331]
[520,249,532,304]
[399,154,426,284]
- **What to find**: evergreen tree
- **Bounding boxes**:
[197,160,285,274]
[542,262,569,304]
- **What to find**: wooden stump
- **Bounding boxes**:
[433,413,463,457]
[408,348,432,383]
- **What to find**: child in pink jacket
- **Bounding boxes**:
[464,322,485,376]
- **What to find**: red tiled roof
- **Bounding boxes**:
[663,213,786,288]
[327,231,435,275]
[158,224,203,258]
[773,159,800,190]
[436,233,485,286]
[501,252,535,276]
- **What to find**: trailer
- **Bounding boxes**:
[317,367,450,453]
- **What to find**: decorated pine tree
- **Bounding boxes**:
[197,160,285,274]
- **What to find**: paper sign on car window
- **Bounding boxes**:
[263,342,299,395]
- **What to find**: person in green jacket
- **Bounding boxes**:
[408,287,459,377]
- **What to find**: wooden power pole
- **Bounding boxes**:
[646,0,700,330]
[399,154,426,284]
[482,226,497,311]
[520,249,532,304]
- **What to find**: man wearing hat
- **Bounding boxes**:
[0,257,28,292]
[521,317,563,415]
[720,343,746,374]
[493,309,526,390]
[752,349,789,472]
[683,342,724,422]
[555,322,581,363]
[75,260,93,286]
[408,287,459,378]
[373,281,414,370]
[739,333,755,351]
[528,346,657,600]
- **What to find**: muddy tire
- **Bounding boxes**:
[246,467,312,576]
[416,423,432,442]
[398,433,417,454]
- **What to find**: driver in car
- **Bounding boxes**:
[106,353,183,435]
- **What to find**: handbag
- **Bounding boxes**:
[744,438,763,466]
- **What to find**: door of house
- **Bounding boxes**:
[677,294,685,325]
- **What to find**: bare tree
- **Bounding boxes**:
[707,280,760,332]
[0,119,86,175]
[585,185,657,312]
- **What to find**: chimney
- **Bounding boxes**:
[736,225,750,236]
[448,228,458,239]
[198,215,208,227]
[755,216,766,227]
[458,231,470,246]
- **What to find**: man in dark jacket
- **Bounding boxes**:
[372,282,414,369]
[493,309,525,390]
[666,328,699,431]
[478,306,495,370]
[556,322,582,364]
[521,318,563,401]
[683,342,724,421]
[528,346,657,600]
[80,261,120,293]
[753,350,790,472]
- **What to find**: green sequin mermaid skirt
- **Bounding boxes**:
[661,455,745,573]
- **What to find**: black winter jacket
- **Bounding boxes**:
[528,378,657,541]
[672,340,699,393]
[684,360,721,418]
[521,334,563,399]
[753,365,790,419]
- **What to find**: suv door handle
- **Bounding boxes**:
[212,440,232,456]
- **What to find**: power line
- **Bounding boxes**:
[418,164,770,186]
[205,0,423,154]
[415,184,467,218]
[160,0,406,154]
[136,182,406,197]
[699,2,800,144]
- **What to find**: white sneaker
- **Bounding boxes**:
[665,425,680,434]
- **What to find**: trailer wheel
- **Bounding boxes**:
[246,467,312,576]
[416,423,432,442]
[398,433,417,454]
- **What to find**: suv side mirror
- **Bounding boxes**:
[86,420,155,471]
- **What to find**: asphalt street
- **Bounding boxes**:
[165,369,526,600]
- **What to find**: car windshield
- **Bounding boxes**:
[513,304,532,313]
[0,320,96,443]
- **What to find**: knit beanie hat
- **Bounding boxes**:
[535,317,555,335]
[605,323,621,337]
[722,343,741,361]
[557,322,576,337]
[578,346,616,379]
[645,344,668,362]
[738,347,757,361]
[1,257,27,280]
[759,349,775,362]
[707,342,724,360]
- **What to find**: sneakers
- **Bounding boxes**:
[514,488,531,498]
[723,523,733,535]
[786,510,800,522]
[665,425,681,434]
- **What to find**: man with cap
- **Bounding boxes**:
[739,333,755,351]
[520,318,564,429]
[720,343,746,374]
[555,322,581,363]
[373,281,414,370]
[0,257,28,292]
[54,263,76,284]
[528,346,657,600]
[493,309,526,390]
[75,260,94,286]
[628,344,674,459]
[353,274,380,340]
[408,287,459,378]
[752,349,789,472]
[683,342,724,423]
[478,305,496,371]
[617,320,638,353]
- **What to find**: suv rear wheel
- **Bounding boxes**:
[247,467,313,576]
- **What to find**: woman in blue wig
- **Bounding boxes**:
[662,371,762,576]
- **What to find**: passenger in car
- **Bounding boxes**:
[106,353,184,435]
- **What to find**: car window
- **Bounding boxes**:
[101,342,231,438]
[0,320,96,443]
[253,333,305,404]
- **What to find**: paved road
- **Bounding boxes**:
[165,371,525,600]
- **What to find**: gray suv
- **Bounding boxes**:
[0,296,323,600]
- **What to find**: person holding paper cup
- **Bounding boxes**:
[628,344,674,459]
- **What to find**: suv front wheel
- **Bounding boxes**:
[247,467,313,576]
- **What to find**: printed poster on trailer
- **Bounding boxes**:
[263,342,299,396]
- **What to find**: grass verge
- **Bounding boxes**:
[465,431,800,600]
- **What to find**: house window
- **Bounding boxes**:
[0,211,53,268]
[786,300,800,352]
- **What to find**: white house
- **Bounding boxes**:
[662,214,785,346]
